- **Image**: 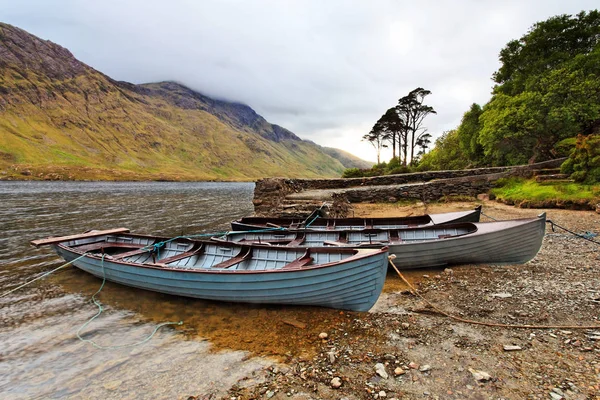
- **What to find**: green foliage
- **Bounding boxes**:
[342,168,363,178]
[427,11,600,168]
[479,12,600,165]
[494,10,600,96]
[456,103,484,164]
[416,130,469,171]
[565,134,600,183]
[560,157,575,174]
[340,159,416,178]
[491,177,600,202]
[554,137,577,157]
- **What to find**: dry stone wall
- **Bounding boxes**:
[252,159,567,216]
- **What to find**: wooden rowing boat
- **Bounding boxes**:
[31,230,389,312]
[231,206,481,231]
[217,213,546,269]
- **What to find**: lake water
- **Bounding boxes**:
[0,181,413,399]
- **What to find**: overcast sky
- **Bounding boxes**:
[2,0,598,162]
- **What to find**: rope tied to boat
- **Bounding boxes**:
[546,220,600,246]
[76,254,183,350]
[388,255,600,330]
[479,210,498,221]
[0,253,90,298]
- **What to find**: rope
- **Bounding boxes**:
[480,210,498,221]
[0,253,89,298]
[546,220,600,246]
[388,256,600,330]
[76,254,183,350]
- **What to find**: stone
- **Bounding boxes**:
[328,351,336,363]
[375,363,389,379]
[503,345,522,351]
[394,367,405,376]
[408,362,419,370]
[492,292,513,298]
[102,380,122,391]
[401,322,410,329]
[419,364,431,372]
[468,368,491,382]
[266,390,276,399]
[378,391,387,398]
[552,388,565,396]
[550,392,563,400]
[330,377,342,388]
[282,318,306,329]
[318,332,328,339]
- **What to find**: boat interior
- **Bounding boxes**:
[62,234,360,271]
[221,223,477,247]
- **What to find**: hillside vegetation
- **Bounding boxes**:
[419,10,600,184]
[0,22,364,181]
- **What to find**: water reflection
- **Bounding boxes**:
[0,181,429,399]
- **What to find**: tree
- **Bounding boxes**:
[456,103,484,165]
[417,130,469,171]
[362,121,388,164]
[480,46,600,164]
[396,88,437,165]
[379,107,405,162]
[493,10,600,96]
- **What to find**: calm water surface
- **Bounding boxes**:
[0,181,412,399]
[0,181,291,399]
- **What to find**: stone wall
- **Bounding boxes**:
[252,158,567,216]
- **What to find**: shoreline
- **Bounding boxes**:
[211,200,600,399]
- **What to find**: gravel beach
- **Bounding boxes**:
[210,201,600,400]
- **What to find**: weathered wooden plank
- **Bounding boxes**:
[30,228,130,247]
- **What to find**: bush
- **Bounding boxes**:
[560,158,575,174]
[565,134,600,183]
[342,168,365,178]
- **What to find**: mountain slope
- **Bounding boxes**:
[319,147,373,169]
[0,22,365,181]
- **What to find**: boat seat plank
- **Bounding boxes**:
[112,247,152,260]
[323,240,349,247]
[158,244,204,264]
[282,250,313,269]
[211,247,252,269]
[31,228,130,247]
[287,232,306,246]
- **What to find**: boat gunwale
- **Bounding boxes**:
[55,235,389,275]
[220,213,546,247]
[231,206,483,230]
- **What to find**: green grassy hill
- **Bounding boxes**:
[0,22,359,181]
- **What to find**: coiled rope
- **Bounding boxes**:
[546,219,600,246]
[76,254,183,350]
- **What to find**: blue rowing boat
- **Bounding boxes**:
[31,229,389,312]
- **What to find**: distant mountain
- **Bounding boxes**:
[0,22,369,181]
[319,147,373,169]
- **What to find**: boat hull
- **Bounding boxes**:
[54,243,388,312]
[387,215,546,269]
[221,214,546,270]
[231,207,481,231]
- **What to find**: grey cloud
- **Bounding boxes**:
[1,0,598,161]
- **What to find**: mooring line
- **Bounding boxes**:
[0,253,89,298]
[389,255,600,330]
[76,254,183,350]
[546,219,600,246]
